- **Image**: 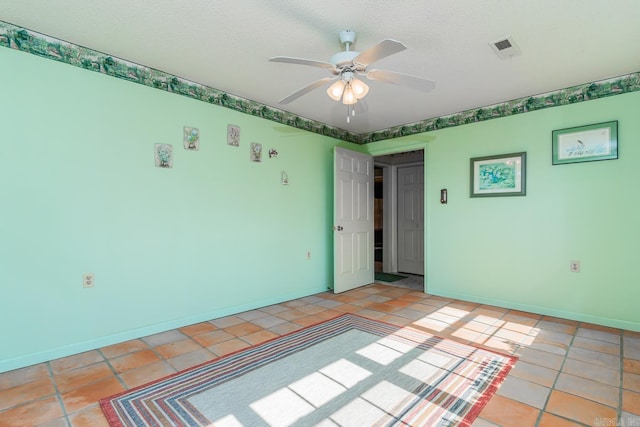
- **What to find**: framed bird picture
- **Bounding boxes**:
[552,121,618,165]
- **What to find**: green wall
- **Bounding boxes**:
[0,47,350,372]
[2,40,639,374]
[368,91,640,331]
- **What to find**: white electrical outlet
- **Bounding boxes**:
[570,261,580,273]
[82,273,95,288]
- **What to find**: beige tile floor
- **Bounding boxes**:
[1,283,639,427]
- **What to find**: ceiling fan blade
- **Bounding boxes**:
[366,69,436,92]
[354,39,407,66]
[269,56,335,70]
[278,77,337,105]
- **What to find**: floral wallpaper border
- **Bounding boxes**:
[2,20,639,145]
[362,73,640,144]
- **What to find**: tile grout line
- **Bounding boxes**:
[58,349,123,422]
[574,325,625,422]
[97,347,129,392]
[501,309,545,427]
[619,334,624,422]
[45,361,72,427]
[462,306,521,426]
[532,319,579,427]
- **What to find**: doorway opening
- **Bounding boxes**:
[374,150,424,291]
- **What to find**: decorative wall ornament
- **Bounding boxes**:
[227,124,240,147]
[268,148,279,159]
[2,20,640,145]
[250,143,262,162]
[155,144,173,168]
[183,127,200,150]
[281,171,289,185]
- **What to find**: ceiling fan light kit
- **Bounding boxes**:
[350,78,369,99]
[342,86,357,105]
[269,30,435,113]
[326,71,369,105]
[327,80,346,101]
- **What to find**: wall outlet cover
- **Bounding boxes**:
[82,273,95,288]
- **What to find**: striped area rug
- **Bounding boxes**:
[101,314,516,426]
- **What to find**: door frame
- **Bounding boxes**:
[369,143,428,291]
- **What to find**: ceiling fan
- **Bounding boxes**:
[269,30,435,109]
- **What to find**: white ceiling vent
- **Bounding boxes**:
[489,36,521,59]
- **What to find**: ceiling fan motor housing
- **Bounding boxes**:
[331,30,360,68]
[339,30,356,46]
[331,51,360,68]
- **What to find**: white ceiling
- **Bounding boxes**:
[2,1,640,135]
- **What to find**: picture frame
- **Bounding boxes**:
[227,124,240,147]
[183,126,200,150]
[250,142,262,162]
[470,152,526,197]
[154,143,173,168]
[552,120,618,165]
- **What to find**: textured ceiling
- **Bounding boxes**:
[2,1,640,135]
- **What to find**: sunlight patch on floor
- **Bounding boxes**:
[319,359,372,388]
[357,342,404,365]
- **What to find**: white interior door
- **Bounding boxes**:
[397,165,424,275]
[334,147,374,293]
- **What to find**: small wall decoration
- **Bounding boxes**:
[227,124,240,147]
[250,143,262,162]
[183,127,200,150]
[269,148,279,159]
[470,152,526,197]
[281,171,289,185]
[155,143,173,168]
[552,121,618,165]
